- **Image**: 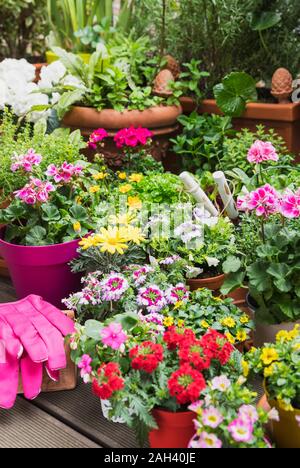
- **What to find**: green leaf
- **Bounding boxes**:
[251,12,282,31]
[222,255,242,274]
[70,204,87,222]
[115,312,139,331]
[214,72,257,117]
[247,261,272,292]
[221,271,246,295]
[41,204,61,222]
[25,226,47,246]
[55,89,86,120]
[267,264,292,292]
[84,320,103,341]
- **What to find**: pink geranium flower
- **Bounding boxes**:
[280,189,300,219]
[78,354,93,381]
[247,140,279,164]
[114,127,153,149]
[11,149,42,172]
[88,128,108,149]
[46,162,83,183]
[228,418,254,443]
[14,179,55,205]
[100,323,127,350]
[237,184,279,218]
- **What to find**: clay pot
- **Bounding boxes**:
[163,55,181,80]
[187,273,225,293]
[33,63,47,83]
[149,408,195,449]
[62,105,182,171]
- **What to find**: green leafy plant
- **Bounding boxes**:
[213,72,257,118]
[0,109,85,202]
[168,60,210,107]
[171,112,234,175]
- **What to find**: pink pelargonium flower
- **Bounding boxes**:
[46,162,83,183]
[114,127,153,149]
[189,432,222,449]
[88,128,108,149]
[247,140,279,164]
[14,179,55,205]
[237,184,279,218]
[228,418,254,443]
[11,149,42,172]
[78,354,93,380]
[100,323,127,350]
[137,285,166,313]
[279,189,300,219]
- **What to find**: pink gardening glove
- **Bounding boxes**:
[0,295,75,407]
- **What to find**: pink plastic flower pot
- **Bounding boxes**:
[0,230,82,308]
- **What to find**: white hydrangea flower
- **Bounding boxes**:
[38,61,66,88]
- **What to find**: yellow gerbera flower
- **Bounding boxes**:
[128,196,142,210]
[164,317,174,327]
[73,222,81,232]
[95,226,129,255]
[89,185,100,193]
[236,330,248,343]
[221,317,236,328]
[260,347,279,366]
[119,184,133,194]
[129,173,143,183]
[93,172,108,181]
[118,172,127,180]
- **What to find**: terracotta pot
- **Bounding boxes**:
[62,105,182,172]
[259,393,300,448]
[149,409,195,448]
[33,63,47,83]
[197,99,300,158]
[180,96,198,114]
[247,295,300,346]
[187,273,225,293]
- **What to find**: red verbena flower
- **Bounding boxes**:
[92,362,124,400]
[168,363,206,405]
[200,329,234,365]
[163,326,196,350]
[179,339,211,371]
[130,341,164,373]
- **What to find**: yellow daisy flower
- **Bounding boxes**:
[221,317,236,328]
[241,359,250,378]
[122,225,145,245]
[236,330,248,343]
[177,319,185,328]
[225,332,236,345]
[128,196,142,210]
[93,172,108,181]
[119,184,133,194]
[164,317,174,327]
[201,320,210,329]
[79,236,97,250]
[240,315,250,324]
[118,172,127,180]
[260,347,279,366]
[109,213,136,226]
[129,173,143,183]
[89,185,100,194]
[95,226,129,255]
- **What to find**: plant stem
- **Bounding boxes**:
[160,0,167,57]
[261,217,266,243]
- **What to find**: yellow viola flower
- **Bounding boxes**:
[264,364,275,378]
[236,330,248,343]
[93,172,108,181]
[118,172,127,180]
[177,319,185,328]
[128,196,142,210]
[73,222,81,232]
[96,226,129,255]
[288,325,299,340]
[201,320,210,329]
[213,296,223,302]
[129,173,143,183]
[225,332,236,345]
[260,347,279,366]
[89,185,100,194]
[119,184,133,194]
[240,315,250,324]
[221,317,236,328]
[276,330,290,342]
[241,359,250,378]
[164,317,174,327]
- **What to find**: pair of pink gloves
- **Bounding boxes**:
[0,295,75,409]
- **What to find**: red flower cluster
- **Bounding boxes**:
[179,339,211,371]
[114,127,153,149]
[168,363,206,405]
[130,341,164,373]
[92,362,124,400]
[163,326,196,350]
[88,128,108,149]
[200,329,234,365]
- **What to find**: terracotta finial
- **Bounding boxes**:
[271,68,293,104]
[163,55,181,80]
[153,69,175,98]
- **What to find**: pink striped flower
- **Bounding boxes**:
[237,184,279,217]
[279,189,300,219]
[247,140,279,164]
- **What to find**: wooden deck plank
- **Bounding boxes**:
[0,398,101,448]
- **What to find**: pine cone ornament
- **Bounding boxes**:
[271,68,293,104]
[153,70,175,98]
[163,55,181,80]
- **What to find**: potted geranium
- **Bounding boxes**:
[70,312,238,448]
[188,376,274,448]
[0,152,111,307]
[246,325,300,448]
